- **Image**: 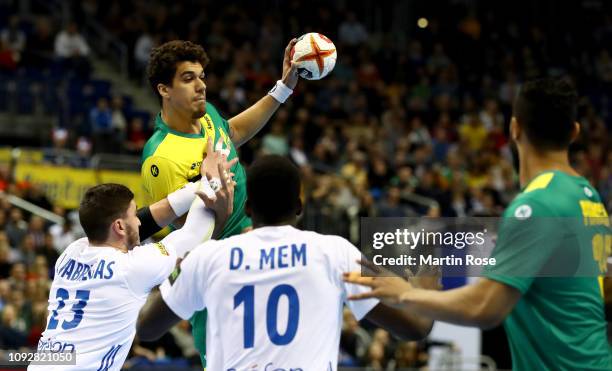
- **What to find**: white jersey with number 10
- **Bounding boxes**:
[160,225,379,370]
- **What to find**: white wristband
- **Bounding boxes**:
[200,176,217,198]
[268,80,293,103]
[167,181,199,216]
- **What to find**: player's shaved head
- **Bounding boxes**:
[247,155,301,225]
[79,183,134,243]
[513,78,578,151]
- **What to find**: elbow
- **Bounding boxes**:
[472,305,505,330]
[478,315,504,330]
[395,318,434,341]
[417,319,435,340]
[136,316,163,342]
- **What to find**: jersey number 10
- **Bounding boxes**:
[234,284,299,348]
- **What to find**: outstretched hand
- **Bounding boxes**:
[196,161,235,224]
[200,137,238,180]
[343,259,416,305]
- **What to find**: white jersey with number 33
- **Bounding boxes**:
[28,237,178,371]
[160,225,379,370]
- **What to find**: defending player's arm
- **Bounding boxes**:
[137,138,237,240]
[337,238,434,340]
[363,267,439,340]
[137,245,209,340]
[344,200,562,329]
[346,270,521,329]
[125,162,234,296]
[227,39,298,147]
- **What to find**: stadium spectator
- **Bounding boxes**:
[54,22,91,77]
[48,217,77,254]
[125,116,147,154]
[89,97,114,152]
[261,121,289,156]
[340,307,372,364]
[6,208,27,248]
[338,12,368,47]
[0,16,25,63]
[24,16,55,68]
[111,96,127,142]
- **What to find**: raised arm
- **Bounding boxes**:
[228,39,298,147]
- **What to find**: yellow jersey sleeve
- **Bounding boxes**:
[141,155,188,203]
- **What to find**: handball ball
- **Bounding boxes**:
[290,33,337,80]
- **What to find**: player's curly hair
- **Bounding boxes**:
[147,40,210,105]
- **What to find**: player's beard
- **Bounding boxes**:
[192,100,206,119]
[125,223,140,250]
[192,108,206,119]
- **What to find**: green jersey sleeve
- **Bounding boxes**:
[484,197,562,293]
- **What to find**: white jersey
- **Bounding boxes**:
[29,237,178,371]
[160,225,379,370]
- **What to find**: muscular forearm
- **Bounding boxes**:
[401,283,507,329]
[367,303,433,340]
[228,95,281,147]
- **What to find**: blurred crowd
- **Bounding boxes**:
[72,0,611,225]
[0,164,82,352]
[1,0,612,369]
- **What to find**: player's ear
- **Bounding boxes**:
[570,121,581,143]
[157,84,170,100]
[111,219,126,237]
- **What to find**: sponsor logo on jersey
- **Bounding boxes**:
[169,259,182,285]
[514,204,532,219]
[155,242,169,256]
[37,338,76,353]
[191,161,202,170]
[584,186,593,197]
[204,114,213,130]
[151,165,159,177]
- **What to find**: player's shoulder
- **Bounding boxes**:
[62,237,89,256]
[508,170,594,217]
[296,229,356,254]
[142,128,168,162]
[506,189,555,218]
[182,239,227,263]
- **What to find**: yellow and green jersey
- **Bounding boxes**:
[484,170,611,371]
[141,103,252,367]
[141,102,251,237]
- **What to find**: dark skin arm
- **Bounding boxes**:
[364,303,433,340]
[137,264,437,342]
[137,289,179,341]
[136,291,433,342]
